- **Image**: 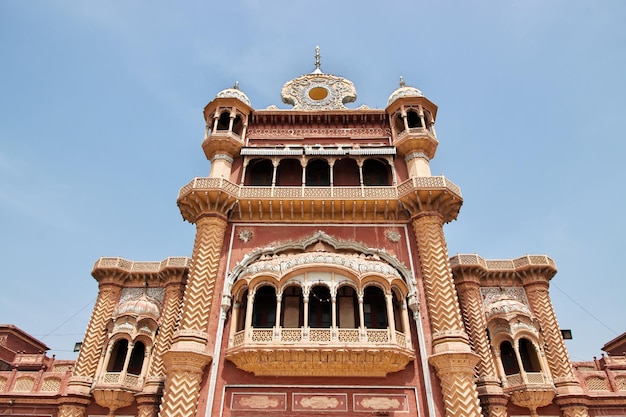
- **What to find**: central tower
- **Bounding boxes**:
[163,48,480,417]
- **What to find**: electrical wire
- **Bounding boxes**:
[40,297,96,341]
[551,282,617,335]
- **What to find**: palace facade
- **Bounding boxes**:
[2,53,625,417]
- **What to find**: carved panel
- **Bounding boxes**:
[230,393,287,411]
[353,394,409,412]
[293,393,348,411]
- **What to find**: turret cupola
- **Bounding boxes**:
[386,77,439,177]
[202,82,253,179]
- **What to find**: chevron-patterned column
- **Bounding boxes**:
[179,214,228,334]
[429,352,483,417]
[158,214,227,417]
[456,279,499,381]
[411,213,482,417]
[158,350,212,417]
[57,403,89,417]
[521,279,578,385]
[136,394,161,417]
[68,282,121,395]
[521,276,589,416]
[148,282,185,378]
[455,274,508,414]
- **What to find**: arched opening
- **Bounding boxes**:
[245,159,273,186]
[519,338,542,373]
[252,286,276,328]
[309,285,331,328]
[305,159,330,186]
[276,159,302,186]
[281,285,304,328]
[232,114,244,135]
[363,159,391,186]
[127,341,145,375]
[500,340,520,375]
[333,158,360,186]
[394,113,405,133]
[337,286,359,328]
[406,109,422,128]
[107,339,128,372]
[216,111,230,131]
[363,286,388,329]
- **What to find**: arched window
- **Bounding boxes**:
[309,285,331,328]
[500,341,520,375]
[394,113,405,133]
[363,286,388,329]
[406,109,422,128]
[232,114,244,135]
[245,159,273,186]
[252,286,276,328]
[336,286,359,328]
[519,338,541,372]
[276,159,302,186]
[216,111,230,131]
[281,285,304,328]
[305,159,330,186]
[363,159,391,186]
[107,339,128,372]
[333,158,360,186]
[127,341,145,375]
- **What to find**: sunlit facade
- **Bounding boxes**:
[2,52,625,417]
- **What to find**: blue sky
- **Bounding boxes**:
[1,1,624,362]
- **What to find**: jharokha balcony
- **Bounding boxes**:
[225,326,414,377]
[224,281,415,377]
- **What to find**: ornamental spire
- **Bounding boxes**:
[313,45,323,74]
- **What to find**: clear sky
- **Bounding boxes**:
[1,1,624,362]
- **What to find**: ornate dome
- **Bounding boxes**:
[280,46,357,110]
[485,294,532,319]
[114,293,160,320]
[387,77,424,106]
[215,82,251,106]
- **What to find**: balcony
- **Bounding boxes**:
[505,372,556,412]
[225,326,414,377]
[177,176,462,223]
[93,371,142,390]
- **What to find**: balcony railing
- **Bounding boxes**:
[95,371,142,389]
[179,176,461,201]
[226,326,415,377]
[506,372,550,388]
[231,326,409,349]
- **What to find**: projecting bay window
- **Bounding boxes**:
[498,337,550,387]
[230,281,410,347]
[97,338,149,388]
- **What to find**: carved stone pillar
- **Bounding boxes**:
[158,214,228,417]
[521,279,577,387]
[136,395,161,417]
[146,280,185,386]
[521,274,589,417]
[411,213,482,417]
[455,272,506,414]
[57,403,89,417]
[69,281,122,395]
